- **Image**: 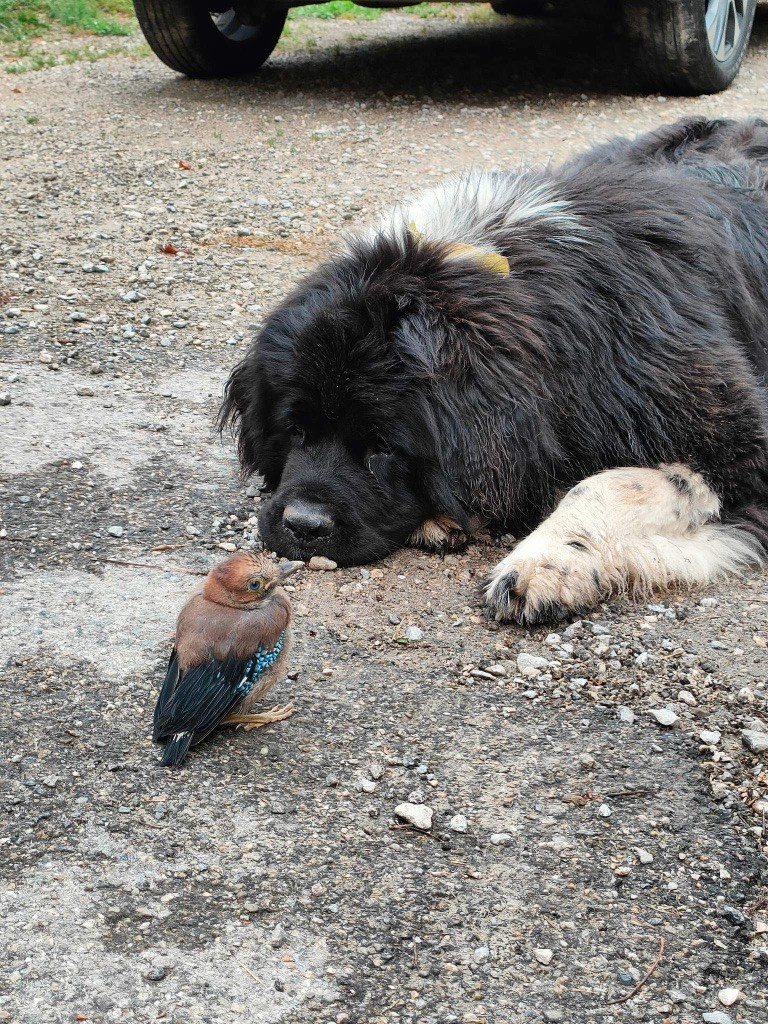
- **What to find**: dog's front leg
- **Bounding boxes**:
[408,515,472,553]
[485,464,763,626]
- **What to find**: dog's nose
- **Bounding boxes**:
[283,501,334,541]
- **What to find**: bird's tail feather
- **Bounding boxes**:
[160,732,193,768]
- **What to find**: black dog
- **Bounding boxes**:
[221,118,768,623]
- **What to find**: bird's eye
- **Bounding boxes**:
[247,579,262,592]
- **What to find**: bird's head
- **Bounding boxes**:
[203,552,303,609]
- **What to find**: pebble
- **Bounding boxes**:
[699,730,721,745]
[75,385,95,397]
[490,833,513,845]
[517,652,548,677]
[394,802,432,831]
[678,690,697,706]
[449,814,468,833]
[107,525,124,538]
[308,556,337,571]
[270,924,286,948]
[533,948,553,965]
[38,350,54,364]
[702,1013,732,1024]
[649,708,678,727]
[717,990,742,1007]
[143,966,167,982]
[544,1013,564,1023]
[634,847,654,864]
[404,625,424,642]
[597,804,612,818]
[0,392,10,406]
[742,729,768,754]
[617,706,635,724]
[473,946,490,964]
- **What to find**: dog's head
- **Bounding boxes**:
[220,236,474,564]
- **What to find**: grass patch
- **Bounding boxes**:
[0,0,135,44]
[5,39,148,73]
[290,1,384,21]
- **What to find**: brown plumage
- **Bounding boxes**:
[152,552,303,767]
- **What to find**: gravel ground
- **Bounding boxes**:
[2,6,768,1024]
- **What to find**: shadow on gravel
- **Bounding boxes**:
[144,6,768,107]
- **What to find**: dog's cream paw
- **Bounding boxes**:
[409,516,470,552]
[485,541,607,625]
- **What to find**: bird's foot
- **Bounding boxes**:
[225,703,294,731]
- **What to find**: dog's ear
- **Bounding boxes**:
[219,356,281,484]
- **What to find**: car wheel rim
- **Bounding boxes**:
[211,8,264,43]
[705,0,747,64]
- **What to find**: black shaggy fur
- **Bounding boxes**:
[221,118,768,566]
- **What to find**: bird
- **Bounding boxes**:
[152,552,303,767]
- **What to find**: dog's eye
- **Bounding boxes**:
[365,450,392,475]
[291,424,306,444]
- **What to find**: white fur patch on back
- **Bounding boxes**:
[371,169,584,251]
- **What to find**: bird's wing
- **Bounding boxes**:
[153,653,266,741]
[153,648,181,742]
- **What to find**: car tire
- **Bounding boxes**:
[132,1,287,78]
[490,0,547,14]
[622,0,756,94]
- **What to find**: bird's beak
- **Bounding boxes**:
[278,560,304,580]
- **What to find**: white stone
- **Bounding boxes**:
[717,989,742,1007]
[703,1013,732,1024]
[533,948,553,965]
[650,708,679,727]
[699,730,721,745]
[308,556,337,571]
[517,652,548,677]
[678,690,697,706]
[449,814,468,833]
[634,847,654,864]
[394,803,432,831]
[490,833,513,845]
[597,804,612,818]
[742,729,768,754]
[618,706,635,724]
